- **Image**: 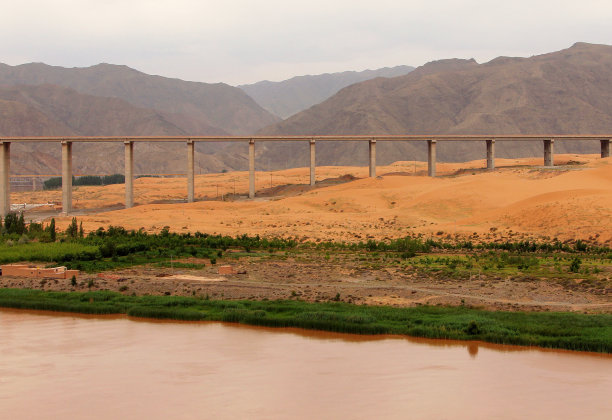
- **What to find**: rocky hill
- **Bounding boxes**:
[255,43,611,167]
[239,65,414,118]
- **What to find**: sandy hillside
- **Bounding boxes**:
[13,154,612,245]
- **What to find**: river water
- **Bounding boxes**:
[1,309,611,419]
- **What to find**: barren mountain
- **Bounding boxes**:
[239,65,414,118]
[0,62,279,135]
[255,43,611,168]
[0,84,241,176]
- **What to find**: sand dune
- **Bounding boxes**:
[14,154,612,244]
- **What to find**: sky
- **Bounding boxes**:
[2,0,611,85]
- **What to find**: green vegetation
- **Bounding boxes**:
[43,174,125,190]
[0,288,610,353]
[0,217,298,272]
[1,212,611,282]
[0,241,99,264]
[1,216,611,353]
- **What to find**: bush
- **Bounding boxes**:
[569,257,582,273]
[465,320,481,335]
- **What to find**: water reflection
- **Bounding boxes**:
[467,342,479,358]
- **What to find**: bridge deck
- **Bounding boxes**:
[1,135,611,143]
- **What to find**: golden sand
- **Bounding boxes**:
[14,154,612,244]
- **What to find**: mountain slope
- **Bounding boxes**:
[0,62,280,134]
[239,65,414,118]
[255,43,611,167]
[0,84,240,176]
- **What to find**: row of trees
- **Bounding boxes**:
[43,174,125,190]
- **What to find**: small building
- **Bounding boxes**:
[0,264,79,279]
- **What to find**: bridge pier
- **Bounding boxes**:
[61,141,72,214]
[187,140,195,202]
[601,139,610,158]
[249,139,255,199]
[369,139,376,177]
[0,142,10,217]
[124,141,134,208]
[428,140,437,177]
[309,139,316,186]
[544,139,554,167]
[486,139,495,170]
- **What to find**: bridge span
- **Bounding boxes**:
[1,135,610,217]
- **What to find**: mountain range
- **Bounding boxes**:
[2,42,612,176]
[254,42,611,168]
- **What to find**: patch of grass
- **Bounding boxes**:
[0,242,98,264]
[0,288,610,353]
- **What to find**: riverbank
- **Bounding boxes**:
[0,288,610,353]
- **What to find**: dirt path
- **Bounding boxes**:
[2,255,610,313]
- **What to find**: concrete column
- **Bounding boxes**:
[187,140,195,202]
[428,140,437,177]
[486,139,495,170]
[61,141,72,214]
[601,139,610,158]
[124,141,134,208]
[249,139,255,199]
[309,139,316,186]
[544,139,554,167]
[369,139,376,177]
[0,142,10,217]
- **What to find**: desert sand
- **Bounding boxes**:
[14,154,612,245]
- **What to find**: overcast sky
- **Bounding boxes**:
[2,0,611,85]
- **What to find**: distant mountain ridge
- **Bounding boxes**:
[239,65,414,118]
[0,62,279,135]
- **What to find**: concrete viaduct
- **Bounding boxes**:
[0,135,610,217]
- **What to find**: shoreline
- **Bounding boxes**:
[2,306,611,359]
[1,288,610,354]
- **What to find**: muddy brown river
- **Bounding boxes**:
[1,309,610,419]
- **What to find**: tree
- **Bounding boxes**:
[3,213,18,234]
[16,213,26,235]
[66,217,78,238]
[47,218,56,242]
[79,221,84,238]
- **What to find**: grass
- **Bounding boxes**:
[0,242,99,264]
[0,288,610,353]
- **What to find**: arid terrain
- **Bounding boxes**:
[5,154,611,313]
[14,153,612,244]
[2,247,611,313]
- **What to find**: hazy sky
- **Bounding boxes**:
[2,0,611,85]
